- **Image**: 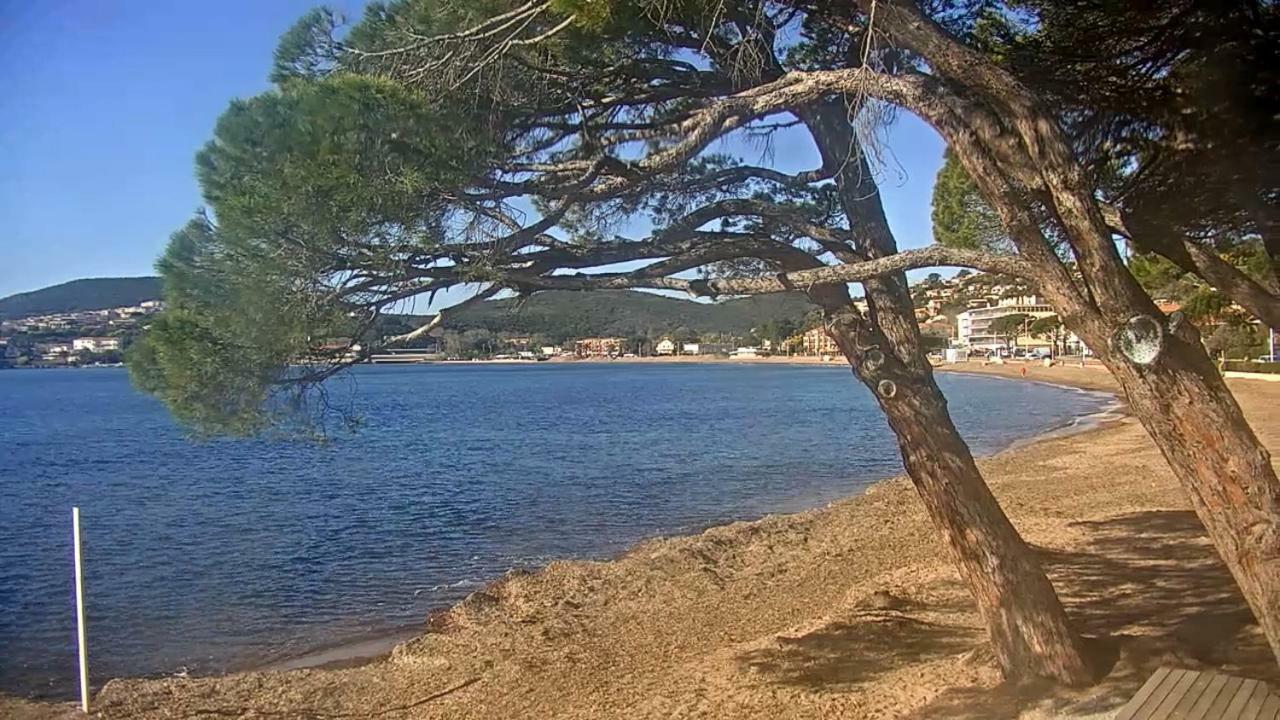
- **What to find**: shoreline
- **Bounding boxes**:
[935,365,1128,451]
[192,365,1130,681]
[15,369,1278,718]
[0,359,1116,705]
[1,362,1122,706]
[6,361,1125,705]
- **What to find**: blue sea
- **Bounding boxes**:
[0,363,1109,698]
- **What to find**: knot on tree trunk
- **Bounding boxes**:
[863,347,886,373]
[1165,310,1201,345]
[826,307,862,330]
[1111,314,1165,365]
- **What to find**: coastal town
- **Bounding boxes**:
[3,268,1273,368]
[364,269,1272,365]
[0,300,163,367]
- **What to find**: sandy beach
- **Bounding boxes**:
[8,362,1279,719]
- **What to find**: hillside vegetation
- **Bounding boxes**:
[444,290,813,339]
[0,277,162,319]
[3,278,812,342]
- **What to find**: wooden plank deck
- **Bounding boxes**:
[1115,667,1280,720]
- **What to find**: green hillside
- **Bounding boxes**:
[445,290,813,339]
[0,277,162,319]
[2,276,812,341]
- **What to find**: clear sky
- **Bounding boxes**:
[0,1,363,298]
[0,1,946,301]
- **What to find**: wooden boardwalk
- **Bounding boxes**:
[1115,667,1280,720]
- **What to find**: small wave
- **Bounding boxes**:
[422,577,485,593]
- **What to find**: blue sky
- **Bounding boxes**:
[0,1,946,302]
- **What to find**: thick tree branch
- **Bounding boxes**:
[382,284,501,346]
[508,245,1030,297]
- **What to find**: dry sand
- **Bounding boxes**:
[9,362,1279,719]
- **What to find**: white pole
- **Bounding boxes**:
[72,507,89,713]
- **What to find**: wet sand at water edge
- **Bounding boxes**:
[8,362,1279,719]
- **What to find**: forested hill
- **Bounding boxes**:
[3,277,812,339]
[0,277,162,319]
[445,290,813,339]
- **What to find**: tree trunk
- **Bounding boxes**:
[1012,103,1280,669]
[1230,174,1280,293]
[853,0,1280,662]
[800,101,1094,685]
[819,304,1095,684]
[1097,327,1280,663]
[951,113,1280,668]
[1178,240,1280,329]
[891,23,1280,663]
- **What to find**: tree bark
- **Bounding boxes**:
[1098,327,1280,661]
[1008,107,1280,673]
[1231,175,1280,293]
[871,4,1280,663]
[1178,240,1280,330]
[800,101,1094,685]
[822,301,1095,684]
[951,102,1280,670]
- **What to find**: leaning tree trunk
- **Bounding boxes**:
[799,102,1094,685]
[1006,101,1280,669]
[818,299,1094,684]
[1042,159,1280,665]
[1095,322,1280,663]
[902,40,1280,664]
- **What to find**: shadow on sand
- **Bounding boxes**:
[738,614,979,689]
[738,509,1278,719]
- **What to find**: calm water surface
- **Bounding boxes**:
[0,363,1108,697]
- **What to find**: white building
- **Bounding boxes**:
[956,296,1057,353]
[655,339,676,356]
[73,337,122,353]
[40,342,73,360]
[681,342,733,356]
